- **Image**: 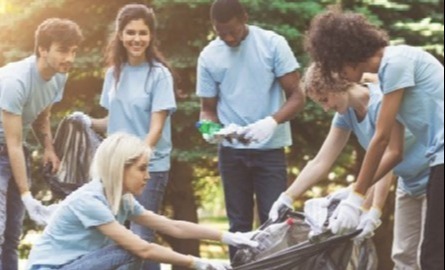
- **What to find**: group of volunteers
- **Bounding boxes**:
[0,0,442,269]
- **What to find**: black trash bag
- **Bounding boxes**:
[232,203,378,270]
[43,115,102,199]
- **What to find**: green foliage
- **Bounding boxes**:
[1,0,443,264]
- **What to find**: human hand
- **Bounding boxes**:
[269,192,294,221]
[328,191,364,235]
[354,207,382,243]
[21,192,54,226]
[221,231,259,248]
[192,257,231,270]
[43,150,60,173]
[241,116,278,143]
[70,111,92,127]
[325,185,352,206]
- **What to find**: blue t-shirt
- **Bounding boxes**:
[379,45,444,166]
[0,56,66,144]
[196,25,300,149]
[27,179,145,268]
[333,84,429,196]
[100,62,176,172]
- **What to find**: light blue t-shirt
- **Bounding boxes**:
[379,45,444,166]
[333,84,429,196]
[196,25,300,149]
[27,179,145,268]
[100,62,176,172]
[0,56,66,144]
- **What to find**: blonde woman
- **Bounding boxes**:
[27,133,256,270]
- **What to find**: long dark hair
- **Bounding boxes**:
[105,4,172,83]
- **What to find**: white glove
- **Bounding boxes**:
[202,133,221,144]
[21,192,52,226]
[354,207,382,243]
[304,197,330,237]
[328,191,364,235]
[192,257,231,270]
[324,186,352,206]
[269,192,294,221]
[241,116,278,143]
[70,111,92,127]
[221,231,259,248]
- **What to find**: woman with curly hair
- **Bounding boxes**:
[304,8,443,270]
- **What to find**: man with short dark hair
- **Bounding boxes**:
[0,18,83,269]
[196,0,305,259]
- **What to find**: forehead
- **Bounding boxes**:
[123,18,149,30]
[213,17,243,31]
[47,41,78,51]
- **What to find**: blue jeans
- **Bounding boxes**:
[30,245,142,270]
[218,146,287,259]
[0,145,27,270]
[131,171,169,270]
[421,164,444,270]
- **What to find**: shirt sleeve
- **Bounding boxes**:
[272,35,300,77]
[0,77,27,115]
[68,194,115,228]
[100,69,114,110]
[332,112,352,131]
[380,56,415,94]
[196,55,218,98]
[151,69,177,114]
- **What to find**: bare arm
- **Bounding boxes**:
[145,111,168,148]
[2,110,30,195]
[32,106,60,172]
[98,221,195,267]
[90,116,108,134]
[362,171,394,210]
[131,210,222,241]
[371,121,404,184]
[200,97,219,123]
[286,126,351,200]
[273,71,305,124]
[355,89,405,195]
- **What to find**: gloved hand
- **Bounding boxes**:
[192,257,231,270]
[202,133,221,144]
[241,116,278,143]
[70,111,92,127]
[21,192,53,226]
[354,207,382,243]
[221,231,259,248]
[328,191,364,235]
[269,192,294,221]
[324,185,352,206]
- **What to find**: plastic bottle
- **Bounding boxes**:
[255,218,295,253]
[232,218,295,266]
[196,120,222,136]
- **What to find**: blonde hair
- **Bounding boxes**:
[303,62,353,100]
[90,132,151,215]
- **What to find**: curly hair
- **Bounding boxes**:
[303,63,353,99]
[304,6,389,77]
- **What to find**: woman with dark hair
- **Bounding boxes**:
[72,4,177,270]
[27,133,255,270]
[305,8,444,270]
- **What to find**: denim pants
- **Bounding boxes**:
[392,188,427,270]
[421,164,444,270]
[30,245,141,270]
[131,171,169,270]
[0,145,27,270]
[218,146,287,259]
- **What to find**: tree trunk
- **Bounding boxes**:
[163,160,200,270]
